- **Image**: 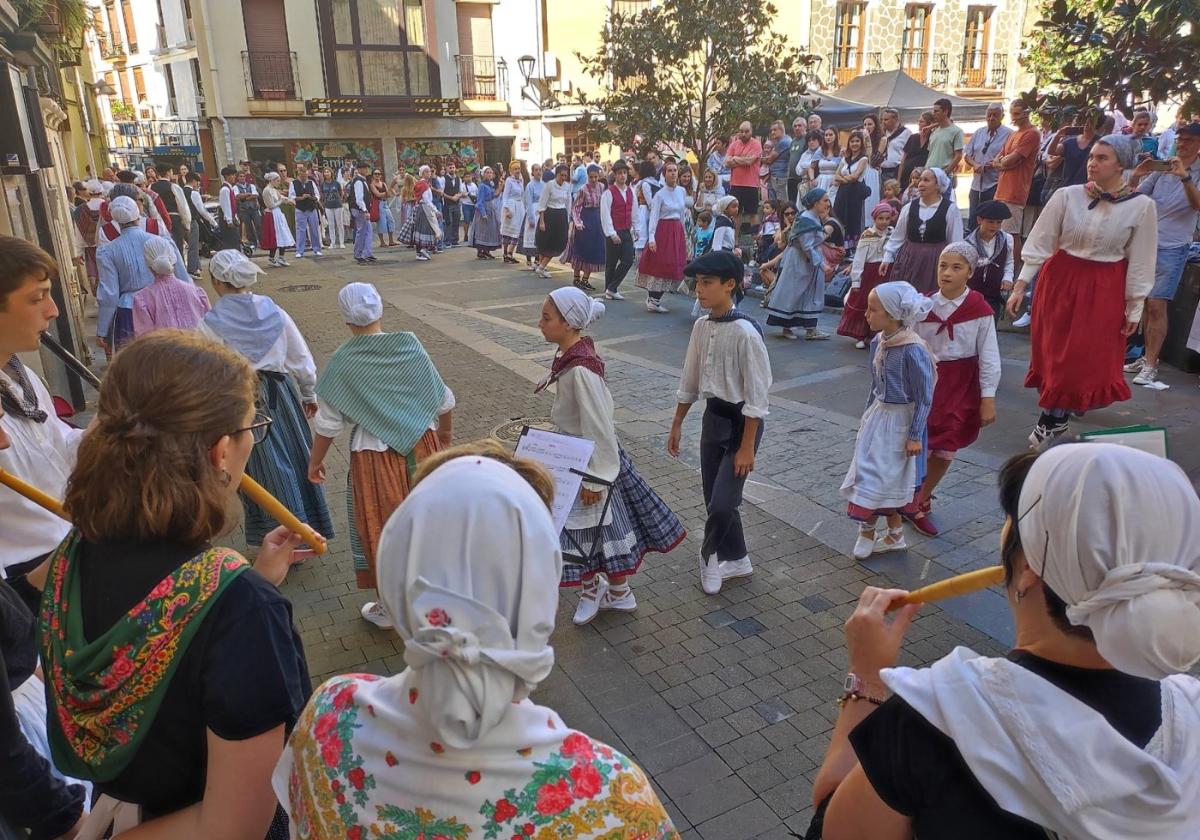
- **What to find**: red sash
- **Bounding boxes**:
[921,289,994,340]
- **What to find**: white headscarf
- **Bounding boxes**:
[1017,442,1200,679]
[109,196,140,225]
[874,280,935,328]
[928,166,951,195]
[143,236,177,276]
[208,249,263,288]
[338,282,384,326]
[548,287,604,330]
[84,179,103,196]
[377,455,561,748]
[713,195,739,217]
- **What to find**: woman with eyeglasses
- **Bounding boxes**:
[198,249,334,553]
[42,329,315,839]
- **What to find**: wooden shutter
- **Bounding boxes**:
[242,0,292,54]
[120,0,138,51]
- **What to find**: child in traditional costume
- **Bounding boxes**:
[837,201,894,348]
[900,241,1001,537]
[310,283,454,629]
[131,236,210,337]
[840,281,935,560]
[537,287,686,624]
[963,199,1015,319]
[669,250,771,596]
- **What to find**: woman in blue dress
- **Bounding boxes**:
[764,187,835,341]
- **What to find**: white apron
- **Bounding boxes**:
[840,400,919,510]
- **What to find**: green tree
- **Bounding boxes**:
[573,0,819,172]
[1022,0,1200,117]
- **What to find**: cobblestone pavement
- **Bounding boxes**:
[187,244,1194,839]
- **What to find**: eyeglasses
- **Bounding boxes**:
[783,209,797,217]
[231,411,273,444]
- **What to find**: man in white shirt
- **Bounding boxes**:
[216,166,243,251]
[962,104,1012,230]
[349,161,375,264]
[879,108,912,184]
[0,237,82,614]
[183,171,217,275]
[600,159,636,300]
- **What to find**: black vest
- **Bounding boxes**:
[151,180,178,214]
[905,198,951,243]
[967,232,1009,305]
[443,175,462,197]
[292,178,319,211]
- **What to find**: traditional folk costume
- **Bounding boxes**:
[199,251,332,548]
[469,179,501,256]
[636,184,689,296]
[131,237,211,337]
[560,178,607,277]
[535,178,572,257]
[314,285,452,592]
[499,174,526,247]
[676,251,771,595]
[964,212,1015,320]
[840,282,936,531]
[1021,176,1157,429]
[765,190,828,335]
[538,289,685,624]
[72,183,105,293]
[397,180,441,256]
[260,178,295,252]
[882,168,963,294]
[837,204,893,342]
[632,176,660,260]
[600,178,636,295]
[273,456,678,840]
[518,176,544,260]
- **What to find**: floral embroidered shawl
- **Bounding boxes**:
[39,530,249,781]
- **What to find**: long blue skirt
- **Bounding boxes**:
[239,371,334,547]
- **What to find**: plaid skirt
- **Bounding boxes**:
[397,206,438,249]
[560,449,686,586]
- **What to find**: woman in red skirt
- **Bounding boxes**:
[837,202,894,347]
[1007,135,1158,447]
[636,161,690,314]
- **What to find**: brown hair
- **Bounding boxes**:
[65,330,258,545]
[412,438,555,510]
[0,235,58,308]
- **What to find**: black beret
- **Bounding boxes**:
[974,199,1012,220]
[684,249,744,281]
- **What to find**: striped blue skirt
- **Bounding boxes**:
[560,449,686,585]
[239,371,335,546]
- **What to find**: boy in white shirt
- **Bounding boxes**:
[964,200,1015,319]
[668,250,771,595]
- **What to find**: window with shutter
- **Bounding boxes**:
[242,0,296,98]
[317,0,437,99]
[120,0,138,52]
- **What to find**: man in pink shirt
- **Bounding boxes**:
[725,121,763,232]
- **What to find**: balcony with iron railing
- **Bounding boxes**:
[828,49,882,87]
[957,52,1007,90]
[611,0,651,18]
[242,50,299,100]
[897,49,928,81]
[99,35,126,62]
[929,52,951,88]
[105,119,200,152]
[455,55,508,101]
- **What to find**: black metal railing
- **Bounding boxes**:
[989,53,1008,90]
[929,52,950,88]
[242,51,298,100]
[105,119,200,151]
[897,49,928,79]
[100,36,126,61]
[455,54,508,101]
[829,47,864,86]
[611,0,650,18]
[958,51,990,88]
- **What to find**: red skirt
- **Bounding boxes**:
[260,209,281,250]
[837,261,884,341]
[637,219,687,281]
[1025,250,1130,412]
[929,356,981,453]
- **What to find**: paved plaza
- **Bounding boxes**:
[198,245,1198,839]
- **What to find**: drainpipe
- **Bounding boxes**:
[197,0,234,165]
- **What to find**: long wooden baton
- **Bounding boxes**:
[886,566,1005,612]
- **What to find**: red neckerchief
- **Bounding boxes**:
[922,289,994,341]
[534,336,605,393]
[414,180,430,200]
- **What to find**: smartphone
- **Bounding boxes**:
[1144,159,1173,172]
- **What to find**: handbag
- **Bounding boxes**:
[369,195,380,223]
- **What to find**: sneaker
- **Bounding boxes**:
[805,329,830,341]
[852,526,877,560]
[573,576,608,625]
[700,554,723,595]
[1133,365,1159,386]
[361,601,395,630]
[1012,313,1031,328]
[276,257,290,267]
[294,252,305,259]
[855,340,867,349]
[267,257,278,267]
[901,499,939,537]
[605,290,625,301]
[1124,357,1146,374]
[366,256,377,263]
[875,527,907,553]
[313,251,323,257]
[416,251,431,261]
[1028,419,1069,449]
[646,300,669,313]
[356,258,367,265]
[718,555,753,582]
[779,328,800,340]
[600,583,637,612]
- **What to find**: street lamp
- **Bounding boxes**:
[516,53,558,111]
[518,54,536,84]
[89,80,117,96]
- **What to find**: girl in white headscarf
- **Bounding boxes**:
[535,287,685,624]
[840,281,935,560]
[273,452,681,839]
[260,171,296,267]
[879,166,963,293]
[130,236,211,337]
[813,442,1200,840]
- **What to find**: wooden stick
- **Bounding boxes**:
[238,475,328,555]
[0,467,69,519]
[887,566,1005,611]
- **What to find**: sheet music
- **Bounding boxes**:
[514,427,595,533]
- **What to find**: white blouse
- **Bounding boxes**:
[537,180,572,213]
[1017,185,1158,321]
[916,289,1002,398]
[263,184,286,210]
[883,198,965,263]
[550,366,619,529]
[850,228,890,287]
[313,385,455,452]
[648,185,689,242]
[198,305,317,399]
[676,316,772,418]
[967,230,1015,285]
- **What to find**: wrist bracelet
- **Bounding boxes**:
[836,690,885,710]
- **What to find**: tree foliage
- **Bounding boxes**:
[1021,0,1200,118]
[574,0,819,170]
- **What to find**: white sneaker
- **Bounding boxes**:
[1012,313,1031,328]
[600,583,637,612]
[718,555,753,581]
[294,252,305,259]
[1133,365,1159,386]
[1124,357,1146,374]
[416,251,431,261]
[805,329,831,341]
[855,340,867,349]
[267,257,278,267]
[779,328,799,340]
[361,601,395,629]
[852,527,877,560]
[573,576,608,625]
[605,290,625,300]
[646,299,669,313]
[700,555,723,595]
[313,251,323,257]
[276,257,290,267]
[875,528,907,553]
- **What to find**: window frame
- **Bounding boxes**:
[900,3,932,79]
[316,0,440,100]
[833,1,866,85]
[961,5,993,87]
